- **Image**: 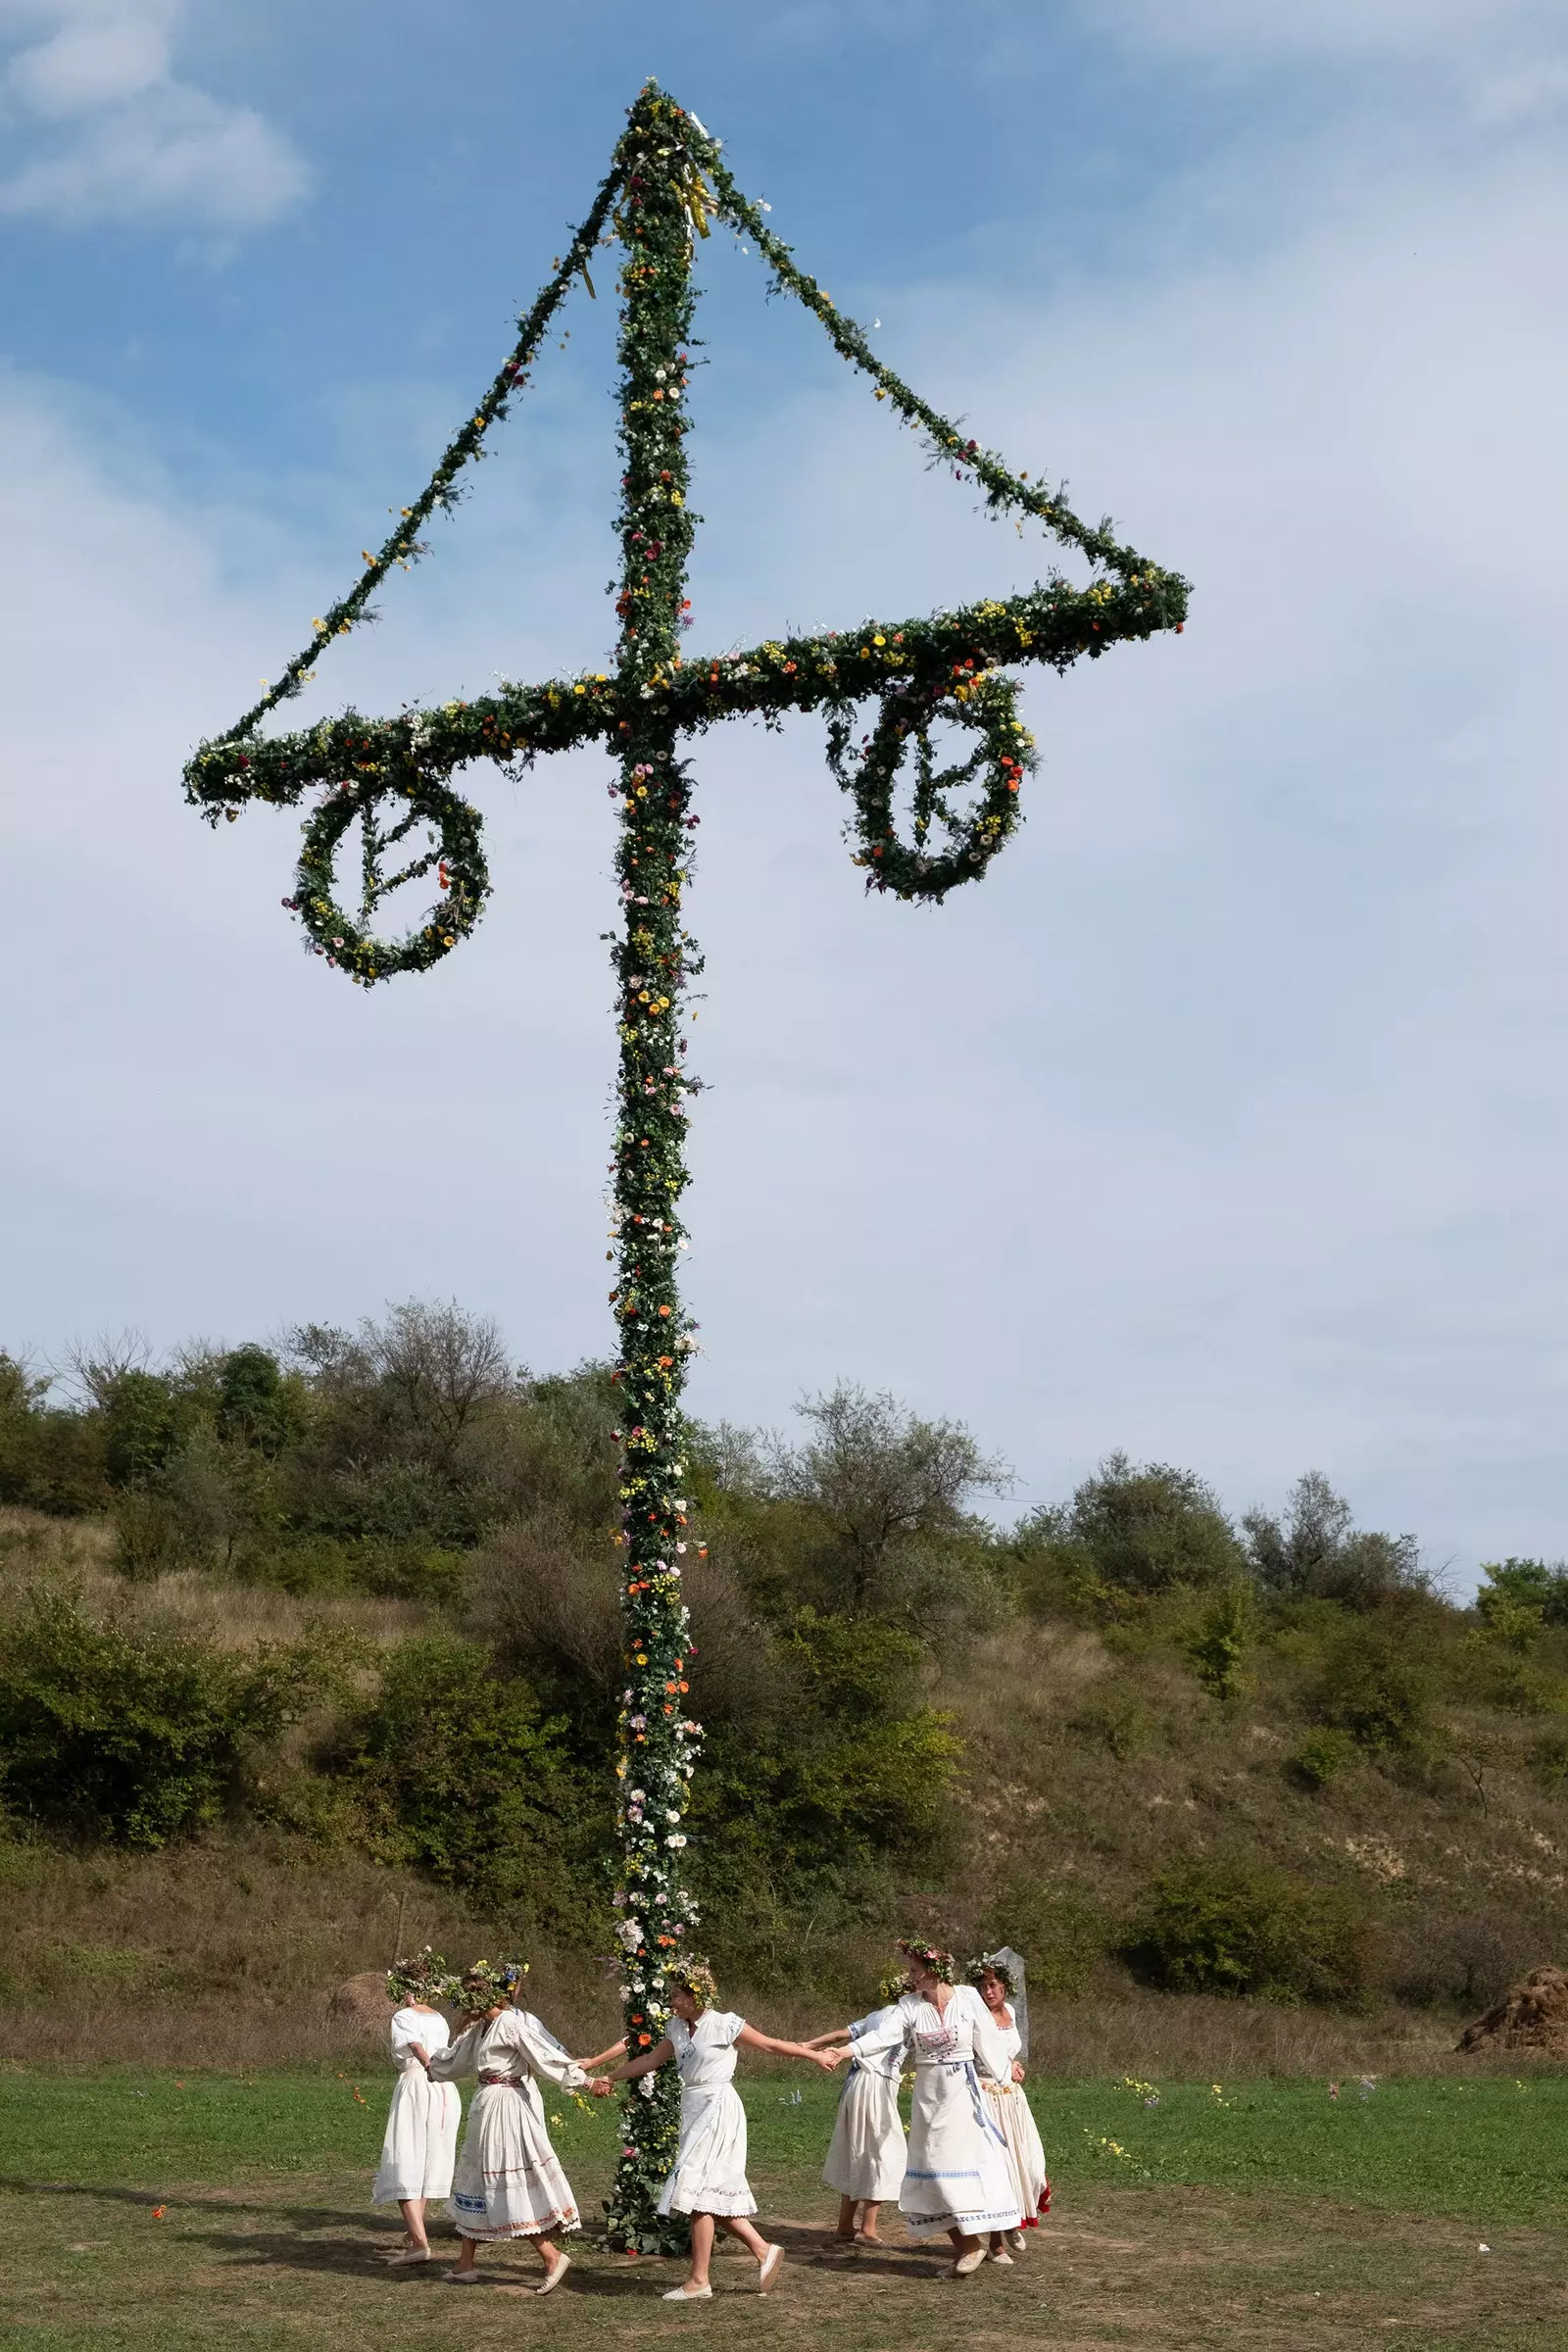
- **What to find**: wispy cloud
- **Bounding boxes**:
[1095,0,1565,61]
[0,0,309,227]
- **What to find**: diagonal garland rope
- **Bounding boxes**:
[209,103,1182,753]
[220,160,626,744]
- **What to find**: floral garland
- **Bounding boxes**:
[898,1939,956,1984]
[457,1958,527,2014]
[966,1953,1018,1999]
[178,78,1188,2246]
[386,1947,459,2006]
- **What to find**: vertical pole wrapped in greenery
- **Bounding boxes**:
[602,99,705,2251]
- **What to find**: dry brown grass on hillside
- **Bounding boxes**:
[0,1835,628,2068]
[0,1506,428,1646]
[937,1623,1568,2016]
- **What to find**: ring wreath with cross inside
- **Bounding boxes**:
[829,667,1038,903]
[286,765,491,986]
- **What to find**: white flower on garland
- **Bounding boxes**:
[665,1833,687,1848]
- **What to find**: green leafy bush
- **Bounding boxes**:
[1185,1582,1253,1704]
[1288,1726,1358,1790]
[1310,1625,1434,1757]
[0,1591,325,1844]
[1477,1556,1568,1631]
[1054,1452,1247,1596]
[1121,1850,1372,2004]
[337,1635,597,1928]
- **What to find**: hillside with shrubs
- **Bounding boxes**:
[2,1305,1565,2068]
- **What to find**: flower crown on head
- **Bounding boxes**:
[896,1938,956,1984]
[386,1946,458,2006]
[877,1967,912,2005]
[667,1958,718,2008]
[966,1952,1017,1999]
[459,1957,527,2013]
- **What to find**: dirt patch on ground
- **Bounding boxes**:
[1457,1964,1568,2058]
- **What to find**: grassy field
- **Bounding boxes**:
[1,2068,1564,2350]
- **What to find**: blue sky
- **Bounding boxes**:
[3,1,1567,1582]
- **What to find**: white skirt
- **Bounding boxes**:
[822,2064,906,2203]
[372,2069,461,2204]
[657,2083,757,2218]
[900,2060,1022,2239]
[982,2080,1050,2225]
[448,2082,581,2239]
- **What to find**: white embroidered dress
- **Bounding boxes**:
[846,1985,1021,2238]
[821,2001,906,2204]
[431,2007,589,2239]
[371,2005,461,2205]
[975,2012,1050,2227]
[657,2009,756,2218]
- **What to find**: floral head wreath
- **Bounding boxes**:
[877,1966,912,2005]
[386,1947,457,2006]
[896,1938,956,1984]
[667,1958,719,2008]
[966,1952,1018,1999]
[459,1958,527,2013]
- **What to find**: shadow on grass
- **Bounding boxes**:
[0,2182,965,2300]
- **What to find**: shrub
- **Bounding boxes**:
[1288,1726,1358,1790]
[1477,1557,1568,1634]
[1065,1453,1247,1595]
[0,1591,325,1844]
[0,1356,110,1516]
[1121,1850,1372,2004]
[1185,1583,1253,1705]
[1310,1625,1434,1757]
[102,1372,181,1490]
[339,1635,597,1929]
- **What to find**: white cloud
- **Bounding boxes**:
[0,0,308,226]
[1095,0,1564,61]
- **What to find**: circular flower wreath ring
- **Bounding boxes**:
[289,766,491,987]
[829,668,1037,903]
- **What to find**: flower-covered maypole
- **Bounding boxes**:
[600,110,709,2250]
[180,76,1188,2256]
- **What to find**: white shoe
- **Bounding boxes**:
[1006,2229,1027,2253]
[759,2243,784,2294]
[989,2247,1014,2265]
[443,2268,483,2284]
[953,2246,987,2277]
[536,2252,571,2296]
[386,2245,432,2265]
[662,2282,713,2300]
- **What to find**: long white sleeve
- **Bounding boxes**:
[505,2009,591,2090]
[844,1996,914,2062]
[428,2019,483,2081]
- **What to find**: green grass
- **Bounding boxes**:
[1,2069,1565,2350]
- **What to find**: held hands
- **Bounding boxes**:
[587,2077,613,2098]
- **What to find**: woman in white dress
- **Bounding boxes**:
[427,1961,613,2295]
[602,1959,837,2301]
[967,1952,1050,2262]
[828,1939,1021,2278]
[371,1951,462,2263]
[806,1969,908,2245]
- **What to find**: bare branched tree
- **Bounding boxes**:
[55,1328,154,1410]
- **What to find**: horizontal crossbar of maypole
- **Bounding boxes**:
[183,567,1186,813]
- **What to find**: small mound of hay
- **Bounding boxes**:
[328,1970,396,2038]
[1457,1964,1568,2057]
